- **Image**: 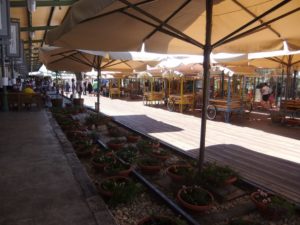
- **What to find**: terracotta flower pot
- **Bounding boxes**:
[177,187,214,212]
[137,160,161,175]
[107,141,125,151]
[126,135,140,143]
[92,154,115,171]
[98,176,130,197]
[149,149,170,161]
[224,176,238,185]
[166,165,192,182]
[104,163,133,177]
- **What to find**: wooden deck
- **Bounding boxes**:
[81,95,300,203]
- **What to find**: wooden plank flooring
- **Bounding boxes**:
[81,95,300,203]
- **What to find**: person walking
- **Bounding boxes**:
[87,82,93,95]
[261,83,271,109]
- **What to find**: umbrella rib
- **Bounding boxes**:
[49,51,78,65]
[291,60,300,66]
[232,0,281,38]
[266,57,286,66]
[83,0,155,23]
[121,10,204,49]
[118,0,204,49]
[214,7,300,49]
[77,51,94,66]
[102,59,118,68]
[213,0,290,48]
[142,0,191,41]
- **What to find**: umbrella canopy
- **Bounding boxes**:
[46,0,300,54]
[248,50,300,70]
[39,47,96,72]
[39,47,162,73]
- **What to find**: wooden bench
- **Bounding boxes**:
[0,92,42,111]
[280,100,300,120]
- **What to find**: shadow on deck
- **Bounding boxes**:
[113,114,183,133]
[185,144,300,204]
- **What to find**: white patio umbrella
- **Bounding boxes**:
[45,0,300,170]
[40,46,165,111]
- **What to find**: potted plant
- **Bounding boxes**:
[92,153,115,171]
[126,133,140,143]
[166,165,194,182]
[115,146,138,163]
[152,139,160,148]
[104,160,132,176]
[137,157,162,175]
[85,113,109,129]
[149,148,170,161]
[200,162,238,187]
[108,127,124,138]
[137,139,153,153]
[250,189,295,221]
[73,139,96,157]
[137,216,181,225]
[106,139,126,151]
[98,176,142,206]
[177,186,214,212]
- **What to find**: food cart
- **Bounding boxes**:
[139,71,165,105]
[206,66,258,122]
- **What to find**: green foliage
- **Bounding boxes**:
[101,178,142,207]
[253,189,296,219]
[137,139,152,153]
[169,166,194,176]
[104,161,130,176]
[85,113,108,126]
[92,153,115,164]
[180,187,212,206]
[108,127,124,137]
[138,157,161,166]
[200,162,238,187]
[116,146,138,163]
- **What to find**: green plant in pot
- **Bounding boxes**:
[73,139,96,157]
[116,145,138,163]
[250,189,295,221]
[108,127,125,138]
[137,157,162,175]
[126,133,140,143]
[149,148,170,161]
[99,176,142,206]
[200,162,238,187]
[104,160,132,176]
[106,138,126,151]
[136,139,153,154]
[166,165,194,182]
[85,113,109,128]
[92,153,115,171]
[177,186,214,212]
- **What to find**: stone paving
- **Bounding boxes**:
[0,110,117,225]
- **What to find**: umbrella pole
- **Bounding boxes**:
[1,42,9,112]
[198,0,213,172]
[96,56,102,112]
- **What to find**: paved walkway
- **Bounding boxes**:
[0,110,116,225]
[80,95,300,203]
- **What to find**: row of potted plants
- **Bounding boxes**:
[52,107,298,224]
